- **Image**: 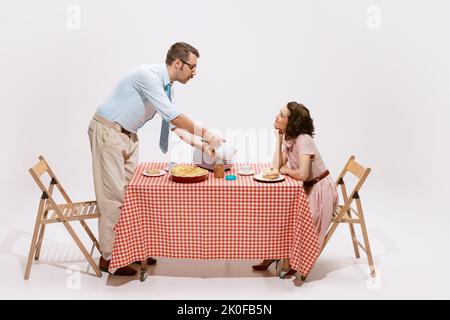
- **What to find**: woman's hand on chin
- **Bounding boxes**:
[273,128,283,138]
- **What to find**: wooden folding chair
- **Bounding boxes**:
[320,155,375,277]
[24,155,102,279]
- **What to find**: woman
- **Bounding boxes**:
[252,102,338,279]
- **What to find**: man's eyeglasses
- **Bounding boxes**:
[180,59,197,70]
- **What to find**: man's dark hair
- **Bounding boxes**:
[166,42,200,65]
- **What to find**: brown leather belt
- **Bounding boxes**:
[93,113,133,138]
[303,170,329,188]
[120,127,133,138]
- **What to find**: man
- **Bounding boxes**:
[88,42,222,276]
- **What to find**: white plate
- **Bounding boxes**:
[253,173,285,183]
[237,170,255,176]
[142,169,166,177]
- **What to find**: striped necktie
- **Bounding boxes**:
[159,83,172,153]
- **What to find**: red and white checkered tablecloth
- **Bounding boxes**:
[110,163,321,278]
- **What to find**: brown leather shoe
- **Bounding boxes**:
[133,257,157,265]
[99,257,137,276]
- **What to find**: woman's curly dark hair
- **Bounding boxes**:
[284,102,315,141]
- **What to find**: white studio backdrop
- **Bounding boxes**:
[1,0,449,225]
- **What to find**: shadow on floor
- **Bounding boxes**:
[0,228,102,279]
[1,228,398,286]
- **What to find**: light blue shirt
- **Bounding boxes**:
[96,64,181,133]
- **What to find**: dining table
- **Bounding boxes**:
[109,163,321,282]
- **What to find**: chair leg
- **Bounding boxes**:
[34,226,45,260]
[360,223,375,277]
[24,199,46,280]
[356,200,376,277]
[24,231,40,280]
[140,259,148,282]
[348,223,360,259]
[320,221,339,254]
[61,220,102,277]
[79,220,100,252]
[34,211,50,260]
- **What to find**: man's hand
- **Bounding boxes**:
[203,144,216,158]
[204,132,225,149]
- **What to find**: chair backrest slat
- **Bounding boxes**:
[339,160,370,216]
[30,156,73,204]
[30,160,48,178]
[346,158,366,179]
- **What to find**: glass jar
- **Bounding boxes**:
[213,162,225,178]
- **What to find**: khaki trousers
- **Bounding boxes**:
[88,116,139,256]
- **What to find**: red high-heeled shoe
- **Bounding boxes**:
[252,259,279,271]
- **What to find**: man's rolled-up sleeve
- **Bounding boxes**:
[134,72,182,123]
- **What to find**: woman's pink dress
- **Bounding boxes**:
[282,134,338,246]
